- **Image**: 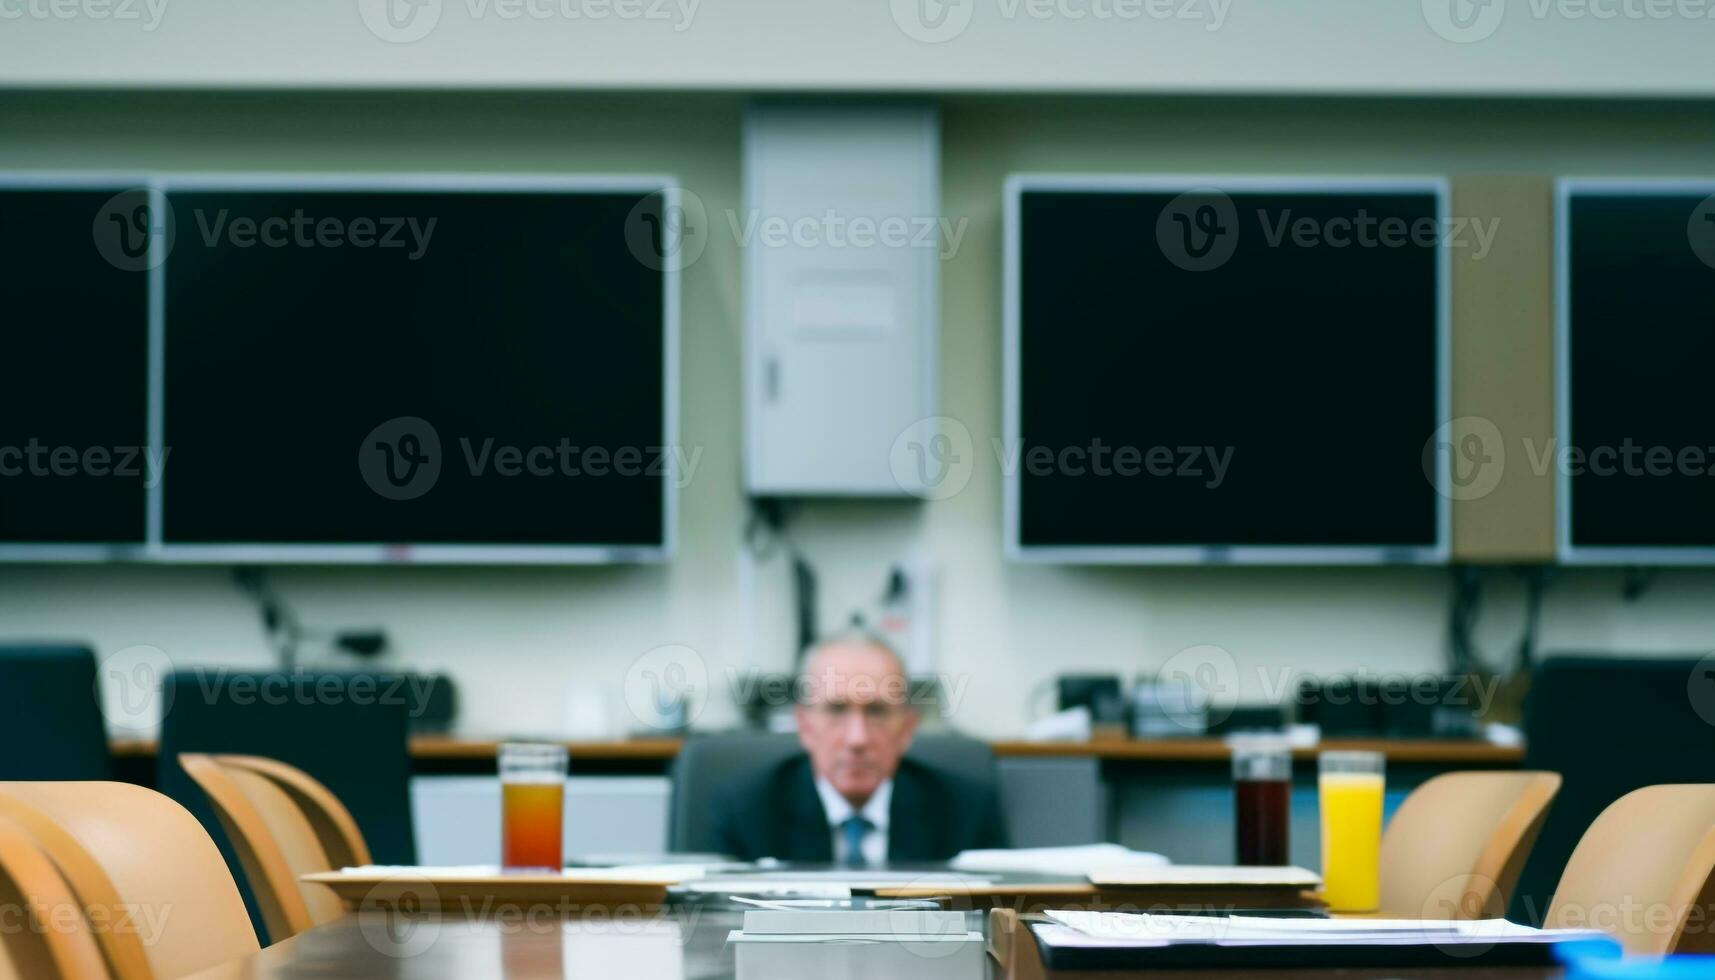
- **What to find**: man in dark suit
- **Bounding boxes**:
[706,634,1007,865]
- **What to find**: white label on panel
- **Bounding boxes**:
[790,272,896,337]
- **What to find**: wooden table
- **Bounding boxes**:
[178,907,734,980]
[182,909,1563,980]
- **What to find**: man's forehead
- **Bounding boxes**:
[804,640,902,676]
[800,643,910,703]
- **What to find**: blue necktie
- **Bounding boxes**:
[840,816,872,868]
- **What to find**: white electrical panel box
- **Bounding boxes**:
[742,103,941,496]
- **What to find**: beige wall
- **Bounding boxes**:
[2,0,1712,96]
[3,93,1715,738]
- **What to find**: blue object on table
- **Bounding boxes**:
[1558,939,1715,979]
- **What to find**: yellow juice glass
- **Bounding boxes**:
[1319,750,1385,913]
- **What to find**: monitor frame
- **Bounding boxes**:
[0,173,157,563]
[1003,174,1453,566]
[0,172,680,565]
[1555,177,1715,566]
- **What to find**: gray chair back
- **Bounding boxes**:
[0,643,112,780]
[667,731,998,853]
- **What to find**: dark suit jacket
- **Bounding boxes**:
[706,753,1009,863]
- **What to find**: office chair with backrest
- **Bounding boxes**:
[154,670,416,940]
[668,731,1002,854]
[179,754,352,944]
[1378,770,1561,919]
[1546,784,1715,955]
[1511,655,1715,925]
[0,644,112,781]
[0,781,258,980]
[0,813,110,980]
[214,754,373,869]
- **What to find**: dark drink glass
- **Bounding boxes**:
[1232,739,1291,866]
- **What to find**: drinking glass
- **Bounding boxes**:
[1232,738,1291,866]
[500,742,566,871]
[1319,750,1385,912]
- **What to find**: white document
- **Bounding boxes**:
[730,916,985,980]
[740,909,969,936]
[1041,911,1612,947]
[679,881,856,899]
[337,864,701,883]
[1088,865,1322,888]
[694,872,995,887]
[1030,924,1170,949]
[681,871,997,901]
[950,844,1167,876]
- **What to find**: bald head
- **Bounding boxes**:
[799,634,910,700]
[795,633,918,808]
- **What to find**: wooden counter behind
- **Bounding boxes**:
[113,735,1523,765]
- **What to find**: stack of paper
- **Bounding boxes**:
[729,909,985,980]
[679,871,997,900]
[949,844,1167,876]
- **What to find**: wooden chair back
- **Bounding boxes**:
[179,754,349,944]
[0,813,110,980]
[1379,770,1561,919]
[1546,783,1715,955]
[212,754,372,868]
[0,781,257,980]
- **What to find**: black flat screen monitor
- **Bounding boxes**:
[159,181,674,562]
[0,185,151,552]
[1560,181,1715,563]
[1006,177,1448,564]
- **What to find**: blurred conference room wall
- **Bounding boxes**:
[2,9,1714,738]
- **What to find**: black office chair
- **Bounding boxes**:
[1508,655,1715,925]
[155,669,418,937]
[667,731,1002,853]
[0,643,112,780]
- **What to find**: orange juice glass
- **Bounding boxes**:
[1319,750,1385,913]
[500,742,566,871]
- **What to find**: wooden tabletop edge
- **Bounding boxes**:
[111,735,1524,763]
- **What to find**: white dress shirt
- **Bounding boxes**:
[813,776,892,867]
